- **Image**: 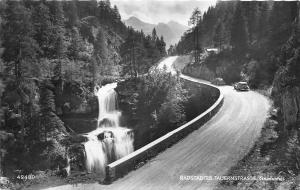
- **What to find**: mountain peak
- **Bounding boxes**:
[124,17,188,47]
[126,16,154,26]
[127,16,141,22]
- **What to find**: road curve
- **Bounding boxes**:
[39,56,270,190]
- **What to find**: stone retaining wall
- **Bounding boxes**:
[105,77,224,183]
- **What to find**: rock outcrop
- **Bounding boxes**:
[272,83,300,129]
[281,87,300,128]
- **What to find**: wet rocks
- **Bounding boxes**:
[97,131,114,141]
[68,144,86,172]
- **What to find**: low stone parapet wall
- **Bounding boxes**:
[105,76,224,183]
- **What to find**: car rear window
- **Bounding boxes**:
[239,83,248,88]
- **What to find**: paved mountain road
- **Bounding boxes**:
[36,56,270,190]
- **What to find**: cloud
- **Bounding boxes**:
[111,0,217,26]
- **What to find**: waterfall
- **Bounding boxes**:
[84,136,107,174]
[94,83,119,127]
[83,83,134,174]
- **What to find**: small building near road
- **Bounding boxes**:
[205,48,219,54]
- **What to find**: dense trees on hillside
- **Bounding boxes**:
[3,2,40,78]
[230,3,248,55]
[175,2,235,55]
[0,0,165,178]
[177,1,298,86]
[179,0,300,132]
[120,28,166,77]
[179,2,300,188]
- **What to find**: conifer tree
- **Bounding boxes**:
[49,0,66,59]
[93,28,108,76]
[48,1,66,82]
[230,2,249,55]
[68,27,85,60]
[189,7,202,63]
[156,36,166,56]
[40,81,65,141]
[268,1,297,52]
[213,22,225,49]
[2,2,40,79]
[33,1,52,57]
[257,2,269,40]
[113,5,121,21]
[64,0,79,28]
[94,28,108,61]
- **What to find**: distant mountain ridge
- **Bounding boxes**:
[124,16,188,47]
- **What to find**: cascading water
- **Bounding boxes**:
[84,136,107,174]
[83,83,134,174]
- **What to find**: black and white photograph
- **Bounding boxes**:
[0,0,299,189]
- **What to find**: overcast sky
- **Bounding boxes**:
[110,0,217,26]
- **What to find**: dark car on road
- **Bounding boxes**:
[234,82,250,91]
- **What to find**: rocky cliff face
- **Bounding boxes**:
[272,70,300,130]
[281,87,300,128]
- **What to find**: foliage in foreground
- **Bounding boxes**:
[117,69,187,148]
